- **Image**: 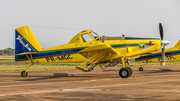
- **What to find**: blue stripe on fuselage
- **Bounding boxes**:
[111,43,149,48]
[15,48,84,61]
[15,43,148,61]
[135,51,180,61]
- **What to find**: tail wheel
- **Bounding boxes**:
[21,71,28,77]
[139,67,143,71]
[119,68,131,78]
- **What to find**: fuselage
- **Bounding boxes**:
[15,28,161,64]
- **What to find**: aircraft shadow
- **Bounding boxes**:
[146,69,180,73]
[101,69,118,72]
[16,73,118,81]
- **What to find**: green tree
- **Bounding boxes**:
[0,50,5,55]
[0,48,15,55]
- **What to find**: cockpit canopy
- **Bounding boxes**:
[68,30,100,44]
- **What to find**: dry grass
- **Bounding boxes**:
[0,55,14,59]
[0,64,75,72]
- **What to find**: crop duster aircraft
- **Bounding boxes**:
[15,25,163,78]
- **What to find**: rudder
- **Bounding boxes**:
[15,26,42,55]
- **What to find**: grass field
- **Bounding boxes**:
[0,55,14,59]
[0,59,180,72]
[0,65,75,72]
[0,59,15,62]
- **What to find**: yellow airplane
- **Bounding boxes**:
[15,25,163,78]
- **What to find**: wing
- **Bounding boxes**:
[77,43,161,71]
[79,44,121,61]
[77,44,121,71]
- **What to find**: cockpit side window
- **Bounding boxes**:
[82,33,93,42]
[90,32,99,39]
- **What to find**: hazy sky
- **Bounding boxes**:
[0,0,180,49]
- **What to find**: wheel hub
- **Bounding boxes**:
[122,71,128,76]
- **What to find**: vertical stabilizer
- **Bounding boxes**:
[174,40,180,48]
[15,26,42,55]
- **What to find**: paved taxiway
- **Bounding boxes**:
[0,65,180,100]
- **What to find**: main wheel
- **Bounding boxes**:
[127,67,133,77]
[139,67,143,71]
[119,68,131,78]
[21,71,28,77]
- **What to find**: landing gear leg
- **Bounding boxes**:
[21,70,28,77]
[139,64,146,71]
[21,64,32,77]
[139,59,149,71]
[119,57,132,78]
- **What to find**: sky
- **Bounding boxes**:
[0,0,180,49]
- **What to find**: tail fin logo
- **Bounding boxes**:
[16,35,31,51]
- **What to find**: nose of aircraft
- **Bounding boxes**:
[161,40,170,46]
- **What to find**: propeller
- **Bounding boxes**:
[159,23,170,66]
[159,23,163,40]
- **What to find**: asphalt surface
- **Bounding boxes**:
[0,65,180,101]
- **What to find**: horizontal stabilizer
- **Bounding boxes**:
[16,52,36,56]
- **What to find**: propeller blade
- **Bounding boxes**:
[159,23,166,66]
[161,45,165,66]
[159,23,163,40]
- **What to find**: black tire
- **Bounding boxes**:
[21,71,28,77]
[139,67,143,71]
[119,68,130,78]
[127,67,133,77]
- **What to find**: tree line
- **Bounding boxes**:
[0,48,15,55]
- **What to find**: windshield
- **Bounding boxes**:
[90,31,99,39]
[81,33,93,42]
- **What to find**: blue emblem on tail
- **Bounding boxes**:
[15,30,36,54]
